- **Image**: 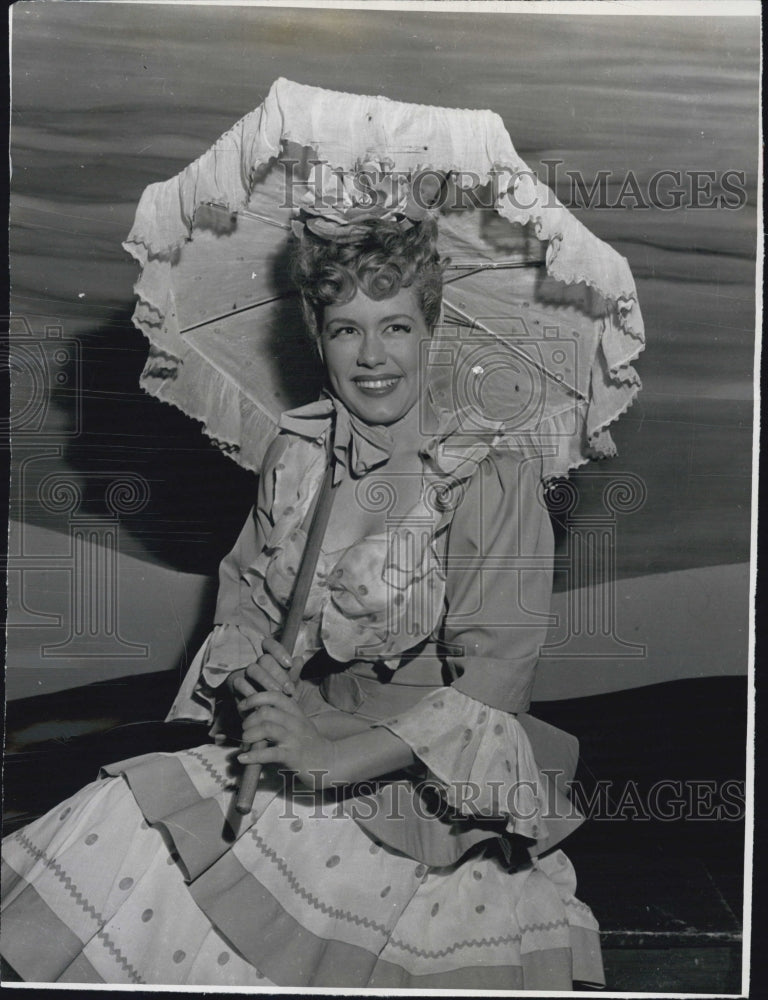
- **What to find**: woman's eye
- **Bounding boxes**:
[330,326,359,338]
[386,323,412,335]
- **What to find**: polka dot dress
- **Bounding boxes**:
[1,742,602,987]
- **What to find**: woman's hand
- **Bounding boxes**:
[237,690,338,789]
[227,637,302,712]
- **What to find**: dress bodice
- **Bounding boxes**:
[244,394,502,666]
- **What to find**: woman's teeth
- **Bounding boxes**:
[355,377,399,389]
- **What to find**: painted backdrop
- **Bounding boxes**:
[8,4,759,701]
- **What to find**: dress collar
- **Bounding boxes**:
[279,393,393,482]
[279,392,502,484]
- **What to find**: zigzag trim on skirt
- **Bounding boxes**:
[249,827,392,936]
[181,748,237,791]
[13,830,145,984]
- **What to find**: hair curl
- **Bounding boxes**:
[289,217,445,344]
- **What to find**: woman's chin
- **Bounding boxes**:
[340,390,418,427]
[353,407,405,427]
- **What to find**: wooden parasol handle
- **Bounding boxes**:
[235,458,338,815]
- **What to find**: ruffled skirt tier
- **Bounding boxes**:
[1,744,604,988]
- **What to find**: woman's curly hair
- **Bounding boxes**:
[290,217,445,344]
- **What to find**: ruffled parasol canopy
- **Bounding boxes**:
[124,77,644,480]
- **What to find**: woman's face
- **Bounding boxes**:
[319,285,430,426]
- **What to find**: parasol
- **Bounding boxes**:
[123,78,644,484]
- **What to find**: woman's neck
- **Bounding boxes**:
[380,398,438,461]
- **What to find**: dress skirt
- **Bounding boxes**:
[1,743,604,989]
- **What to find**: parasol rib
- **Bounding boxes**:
[236,209,292,231]
[179,292,296,335]
[202,203,292,231]
[443,259,545,271]
[441,295,586,402]
[443,260,545,285]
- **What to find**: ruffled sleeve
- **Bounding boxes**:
[165,436,290,728]
[372,447,557,846]
[375,686,548,843]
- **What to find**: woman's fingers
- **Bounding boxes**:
[261,637,293,669]
[231,641,302,709]
[225,668,247,698]
[239,689,304,717]
[241,696,303,741]
[236,744,287,766]
[241,715,291,746]
[261,638,304,684]
[244,702,297,727]
[235,691,327,778]
[242,702,298,735]
[244,655,296,696]
[232,670,266,717]
[232,672,257,699]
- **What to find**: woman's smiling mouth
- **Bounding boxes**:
[352,375,402,394]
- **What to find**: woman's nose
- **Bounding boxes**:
[357,331,387,367]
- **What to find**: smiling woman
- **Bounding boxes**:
[321,288,427,426]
